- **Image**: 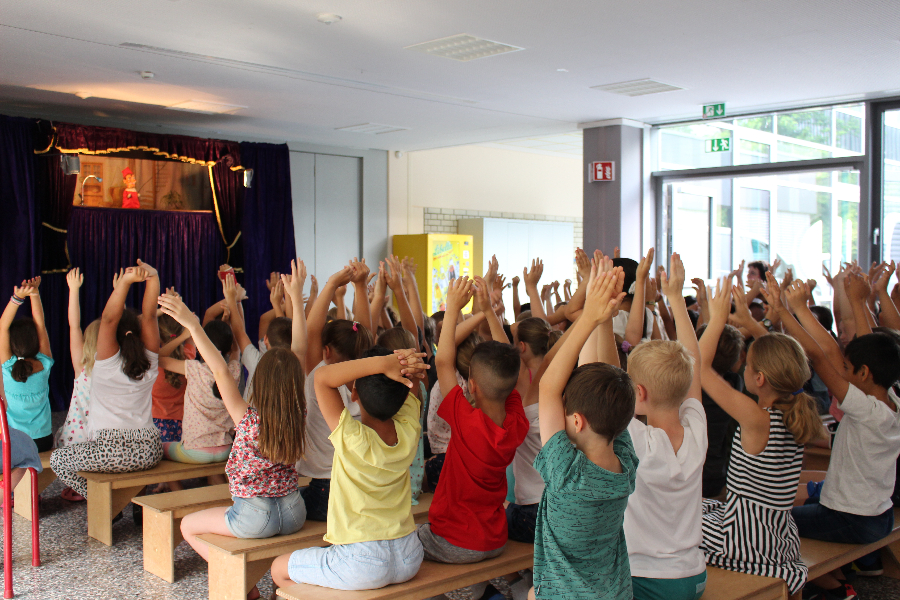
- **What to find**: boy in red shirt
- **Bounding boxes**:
[417,276,528,573]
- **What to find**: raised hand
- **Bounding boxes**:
[158,293,200,329]
[763,272,783,311]
[771,257,782,273]
[708,276,734,324]
[575,248,591,280]
[22,276,42,290]
[122,266,149,285]
[66,268,84,290]
[730,283,755,328]
[822,263,833,286]
[495,274,507,292]
[446,276,474,313]
[512,275,520,288]
[806,278,818,293]
[402,257,419,279]
[613,246,621,259]
[582,265,626,325]
[784,280,812,308]
[844,270,871,304]
[374,262,388,297]
[349,257,370,285]
[874,261,896,294]
[636,248,655,282]
[327,266,353,289]
[269,278,284,308]
[730,259,745,281]
[136,259,158,278]
[112,268,125,289]
[281,259,307,301]
[309,275,319,298]
[384,350,429,388]
[646,277,660,303]
[266,272,278,292]
[385,255,404,291]
[235,282,248,302]
[13,284,36,298]
[661,253,686,299]
[334,284,348,301]
[473,275,492,312]
[523,258,544,288]
[484,254,499,290]
[224,276,240,304]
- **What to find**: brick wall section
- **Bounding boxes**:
[422,207,583,255]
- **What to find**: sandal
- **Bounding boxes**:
[61,487,85,502]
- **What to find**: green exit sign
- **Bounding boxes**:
[702,103,726,119]
[706,138,731,153]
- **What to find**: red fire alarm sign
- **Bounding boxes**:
[589,161,615,182]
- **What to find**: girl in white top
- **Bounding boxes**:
[55,268,101,502]
[50,261,164,499]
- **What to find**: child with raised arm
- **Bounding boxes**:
[270,346,428,591]
[50,261,164,498]
[777,278,900,597]
[298,263,373,521]
[622,254,708,600]
[159,272,307,600]
[417,277,527,599]
[0,276,54,452]
[699,277,823,598]
[530,265,638,600]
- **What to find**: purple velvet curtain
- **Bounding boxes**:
[211,160,245,270]
[52,123,241,166]
[67,207,226,327]
[0,116,39,303]
[239,142,295,342]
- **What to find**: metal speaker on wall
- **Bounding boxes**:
[60,154,81,175]
[243,168,254,188]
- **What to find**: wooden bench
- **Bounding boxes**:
[80,459,227,545]
[200,494,433,600]
[13,451,54,520]
[275,540,533,600]
[801,446,831,472]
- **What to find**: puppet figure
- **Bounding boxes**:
[122,167,140,209]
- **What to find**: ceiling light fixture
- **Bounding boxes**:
[335,123,409,134]
[591,78,684,96]
[317,13,342,24]
[74,91,92,99]
[140,71,155,79]
[405,34,523,62]
[167,100,247,114]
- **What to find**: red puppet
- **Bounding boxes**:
[121,167,140,209]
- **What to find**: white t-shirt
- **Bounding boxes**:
[427,371,467,454]
[821,384,900,516]
[623,398,708,578]
[240,344,262,400]
[612,307,656,342]
[295,361,359,479]
[88,350,158,439]
[512,402,544,505]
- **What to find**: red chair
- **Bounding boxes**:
[0,397,40,599]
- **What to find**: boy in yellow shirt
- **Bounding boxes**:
[271,345,428,591]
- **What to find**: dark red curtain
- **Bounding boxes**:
[51,122,241,166]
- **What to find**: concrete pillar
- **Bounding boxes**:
[582,119,652,260]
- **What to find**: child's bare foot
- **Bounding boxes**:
[247,585,260,600]
[61,487,85,502]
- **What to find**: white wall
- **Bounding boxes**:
[388,144,583,239]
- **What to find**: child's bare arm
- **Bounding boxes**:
[223,279,253,353]
[437,278,474,395]
[369,264,388,328]
[661,253,701,400]
[564,249,592,322]
[594,257,624,367]
[0,283,35,363]
[67,268,85,371]
[98,266,147,361]
[158,357,186,374]
[402,257,426,334]
[511,276,522,319]
[474,276,509,343]
[730,284,770,340]
[203,301,226,326]
[158,294,248,423]
[305,266,353,375]
[454,312,486,345]
[315,350,426,431]
[874,262,900,331]
[845,271,874,336]
[281,259,309,365]
[18,277,50,358]
[136,260,160,353]
[523,259,547,320]
[540,265,625,445]
[623,248,654,347]
[350,258,373,334]
[159,328,191,357]
[386,255,418,340]
[306,275,318,319]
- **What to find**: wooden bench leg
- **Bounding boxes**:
[881,538,900,579]
[208,547,251,600]
[13,469,55,521]
[86,482,144,546]
[143,511,183,583]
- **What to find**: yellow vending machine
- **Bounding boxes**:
[391,234,477,314]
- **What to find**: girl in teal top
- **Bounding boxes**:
[1,277,54,452]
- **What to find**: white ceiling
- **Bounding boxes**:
[1,0,899,151]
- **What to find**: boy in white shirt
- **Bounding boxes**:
[621,253,708,600]
[778,279,900,599]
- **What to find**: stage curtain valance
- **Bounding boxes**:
[41,122,243,168]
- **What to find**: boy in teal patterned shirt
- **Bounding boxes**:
[530,261,638,600]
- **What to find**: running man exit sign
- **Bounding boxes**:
[705,137,731,153]
[702,103,726,119]
[589,161,615,182]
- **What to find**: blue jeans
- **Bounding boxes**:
[506,503,537,544]
[791,496,894,545]
[287,531,424,590]
[300,478,330,522]
[225,490,306,538]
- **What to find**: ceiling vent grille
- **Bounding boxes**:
[335,123,409,135]
[166,100,246,114]
[591,79,684,96]
[405,34,523,62]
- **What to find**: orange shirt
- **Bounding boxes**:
[151,343,195,421]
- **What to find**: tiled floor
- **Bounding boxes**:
[0,477,278,600]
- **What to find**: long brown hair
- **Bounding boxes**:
[158,314,186,388]
[516,317,551,357]
[748,333,825,445]
[249,347,306,464]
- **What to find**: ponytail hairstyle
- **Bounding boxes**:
[82,320,101,376]
[377,327,417,352]
[118,309,151,380]
[747,333,825,445]
[9,320,39,383]
[158,314,186,388]
[515,317,552,358]
[456,331,484,380]
[249,347,306,464]
[200,320,234,399]
[548,329,563,351]
[322,319,373,362]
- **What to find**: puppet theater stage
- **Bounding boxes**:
[0,115,297,410]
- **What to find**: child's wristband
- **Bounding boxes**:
[10,295,24,306]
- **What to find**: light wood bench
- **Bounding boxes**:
[13,451,54,520]
[275,540,533,600]
[200,494,433,600]
[80,459,227,545]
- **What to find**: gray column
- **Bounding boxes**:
[582,120,651,260]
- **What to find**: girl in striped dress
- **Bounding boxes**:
[697,280,826,595]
